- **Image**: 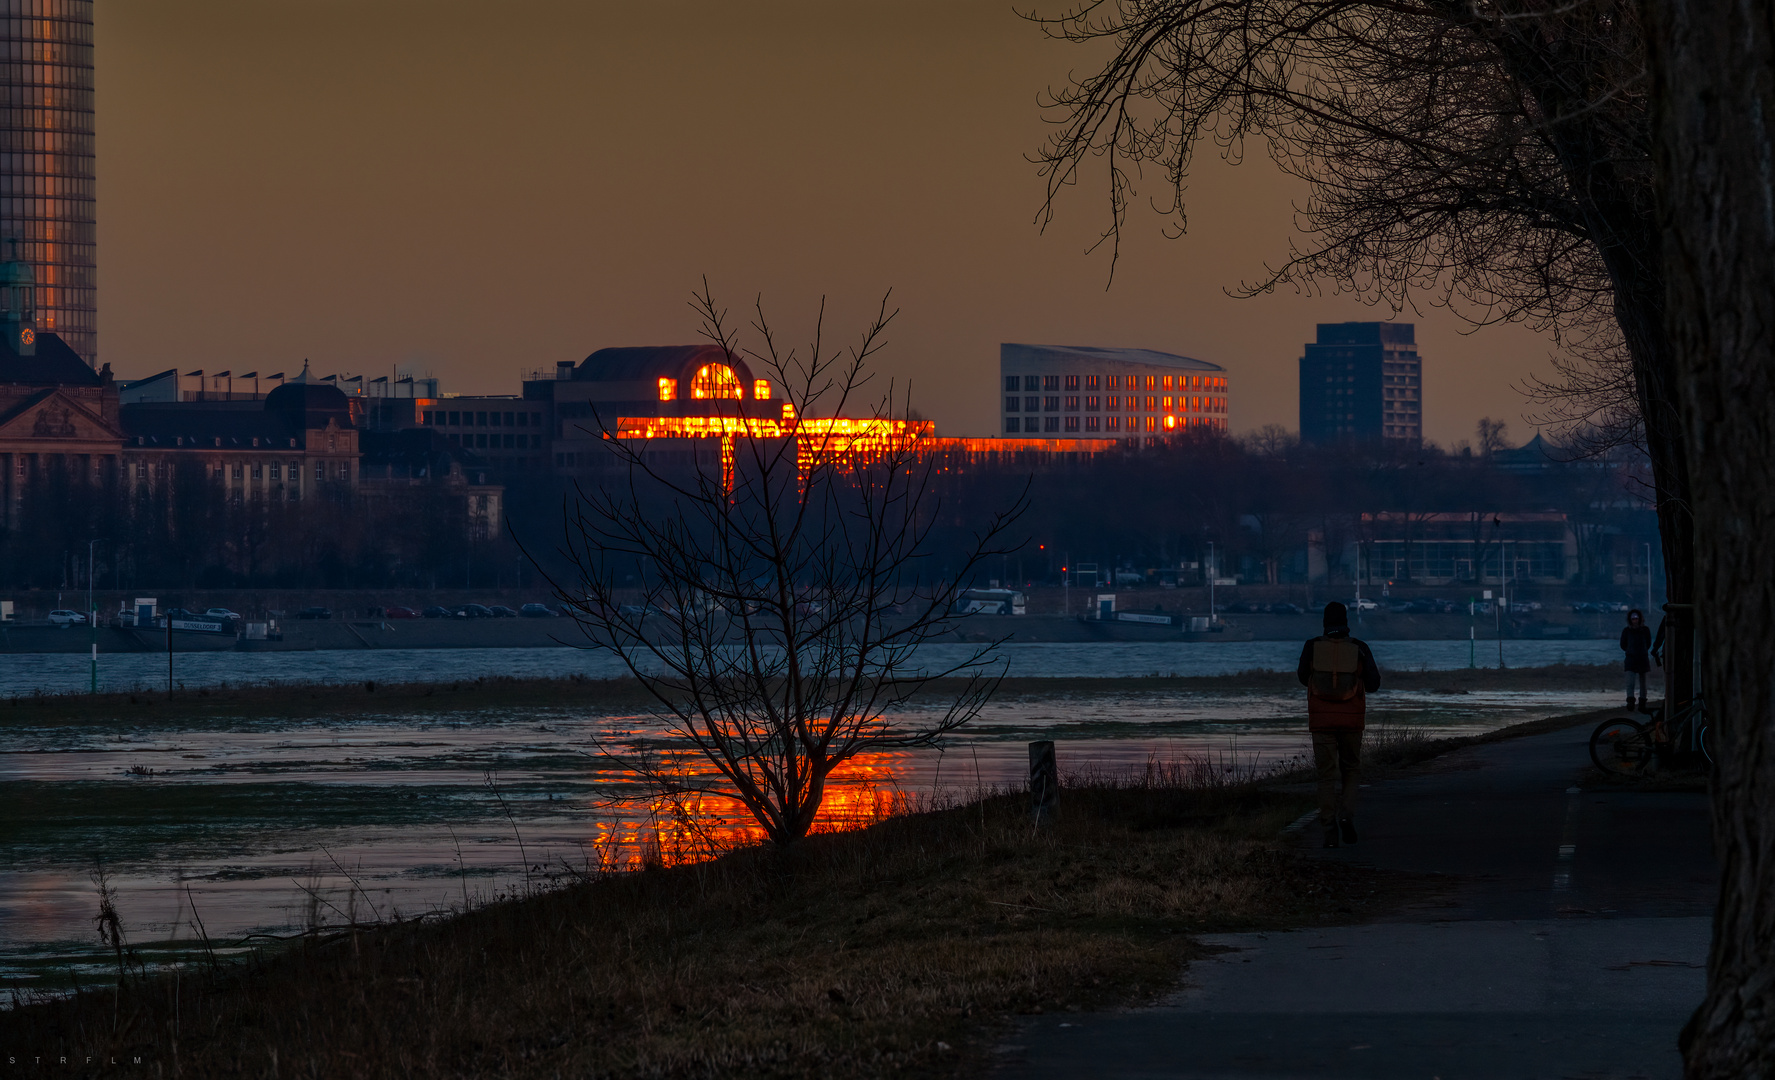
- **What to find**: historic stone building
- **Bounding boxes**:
[0,245,121,527]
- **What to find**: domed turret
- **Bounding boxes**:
[265,381,354,432]
[0,237,37,357]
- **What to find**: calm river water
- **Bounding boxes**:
[0,638,1620,697]
[0,639,1624,1002]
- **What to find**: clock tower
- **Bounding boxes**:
[1,239,36,357]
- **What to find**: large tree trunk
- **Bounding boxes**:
[1643,0,1775,1071]
[1488,20,1699,706]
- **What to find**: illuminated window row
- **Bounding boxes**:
[1003,373,1228,393]
[657,367,773,402]
[1004,394,1228,414]
[1004,414,1223,434]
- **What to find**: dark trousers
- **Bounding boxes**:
[1312,729,1363,824]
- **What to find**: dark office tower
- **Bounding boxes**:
[0,1,95,366]
[1299,322,1421,443]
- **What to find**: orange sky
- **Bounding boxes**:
[96,0,1558,446]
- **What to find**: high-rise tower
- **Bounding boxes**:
[1299,322,1421,443]
[0,1,95,366]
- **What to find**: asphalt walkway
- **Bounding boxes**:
[995,723,1717,1080]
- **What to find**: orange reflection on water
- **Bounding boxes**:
[584,749,917,869]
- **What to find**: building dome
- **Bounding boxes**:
[265,381,353,429]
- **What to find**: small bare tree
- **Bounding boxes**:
[536,286,1027,847]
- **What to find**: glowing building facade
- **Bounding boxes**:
[0,0,94,366]
[999,344,1229,446]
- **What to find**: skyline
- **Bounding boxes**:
[97,0,1559,447]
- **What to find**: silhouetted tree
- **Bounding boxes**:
[1644,0,1775,1068]
[1031,0,1697,701]
[540,287,1026,847]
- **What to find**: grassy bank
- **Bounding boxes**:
[1,663,1620,729]
[1,703,1626,1077]
[0,776,1424,1078]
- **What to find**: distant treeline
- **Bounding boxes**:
[0,429,1656,592]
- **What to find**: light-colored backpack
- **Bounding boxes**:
[1310,637,1363,702]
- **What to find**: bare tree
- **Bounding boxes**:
[1475,418,1513,458]
[1028,0,1699,704]
[537,287,1027,847]
[1644,0,1775,1069]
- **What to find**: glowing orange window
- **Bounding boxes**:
[691,363,744,400]
[1162,396,1174,413]
[657,377,677,401]
[753,379,771,400]
[1163,415,1177,430]
[1161,375,1173,390]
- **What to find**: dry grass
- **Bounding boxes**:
[0,775,1417,1079]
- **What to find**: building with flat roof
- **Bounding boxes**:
[1299,322,1422,443]
[999,344,1228,446]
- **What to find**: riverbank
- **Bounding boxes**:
[0,705,1617,1078]
[1,663,1622,728]
[0,773,1405,1076]
[0,611,1630,654]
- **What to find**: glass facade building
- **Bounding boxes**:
[0,0,94,365]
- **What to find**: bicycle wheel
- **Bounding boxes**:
[1698,724,1714,767]
[1590,717,1654,777]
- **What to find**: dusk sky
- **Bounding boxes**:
[98,0,1555,445]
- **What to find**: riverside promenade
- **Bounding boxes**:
[998,722,1716,1079]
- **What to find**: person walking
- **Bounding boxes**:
[1620,609,1653,711]
[1298,601,1382,849]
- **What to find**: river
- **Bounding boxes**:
[0,638,1626,1004]
[0,638,1622,698]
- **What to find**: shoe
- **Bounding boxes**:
[1321,824,1341,849]
[1339,816,1359,844]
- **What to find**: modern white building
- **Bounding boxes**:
[1000,344,1229,445]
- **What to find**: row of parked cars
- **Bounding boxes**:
[45,606,246,628]
[380,603,565,620]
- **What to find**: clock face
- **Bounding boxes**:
[18,328,33,345]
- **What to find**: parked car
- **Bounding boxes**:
[47,609,87,627]
[1223,601,1265,614]
[456,604,495,619]
[488,605,519,618]
[205,608,242,622]
[519,603,557,618]
[422,605,454,618]
[1268,602,1304,615]
[1344,598,1379,611]
[113,608,136,627]
[295,606,332,620]
[383,606,421,619]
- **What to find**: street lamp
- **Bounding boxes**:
[86,537,106,693]
[1207,540,1217,624]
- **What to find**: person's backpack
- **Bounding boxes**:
[1309,637,1363,702]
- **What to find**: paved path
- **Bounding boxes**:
[996,724,1717,1079]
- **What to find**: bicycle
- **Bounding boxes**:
[1589,694,1713,777]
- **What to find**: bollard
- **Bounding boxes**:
[1029,740,1058,826]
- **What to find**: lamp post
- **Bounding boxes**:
[1208,541,1217,624]
[86,538,105,694]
